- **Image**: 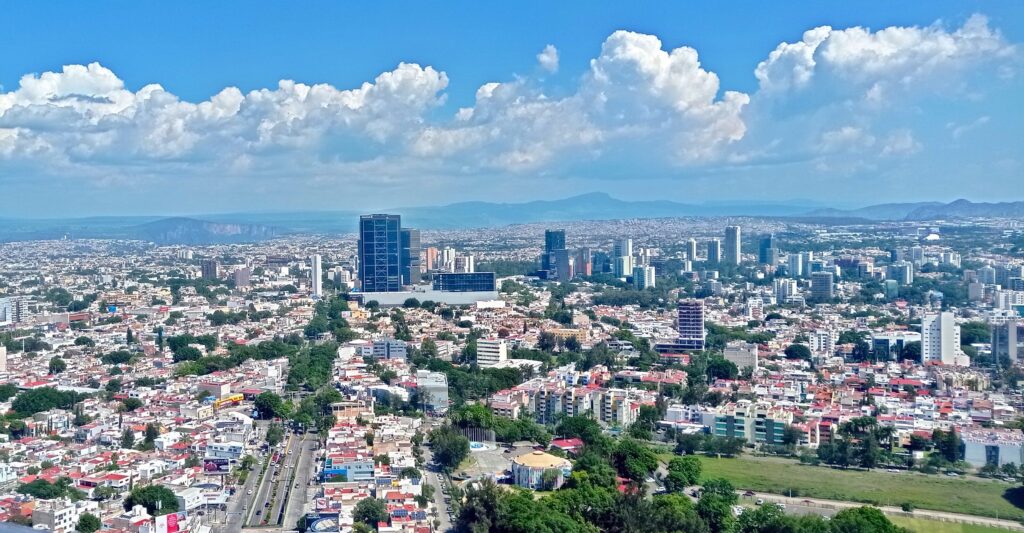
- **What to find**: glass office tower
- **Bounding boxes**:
[359,214,402,292]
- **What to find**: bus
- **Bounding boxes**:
[213,393,244,409]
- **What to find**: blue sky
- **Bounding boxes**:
[1,1,1022,217]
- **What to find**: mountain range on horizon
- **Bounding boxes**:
[1,194,1022,244]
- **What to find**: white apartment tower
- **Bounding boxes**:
[632,265,656,290]
[685,238,698,261]
[922,312,961,365]
[476,338,508,367]
[311,254,323,299]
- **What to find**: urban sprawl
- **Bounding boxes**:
[1,213,1024,533]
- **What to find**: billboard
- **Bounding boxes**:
[154,512,185,533]
[203,458,230,474]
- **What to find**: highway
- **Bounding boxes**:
[281,431,320,530]
[246,431,312,527]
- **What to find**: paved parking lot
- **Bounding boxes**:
[458,443,536,480]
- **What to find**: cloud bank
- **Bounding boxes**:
[0,14,1017,212]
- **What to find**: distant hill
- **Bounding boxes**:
[395,192,813,229]
[133,217,280,244]
[2,194,1022,242]
[0,216,280,244]
[808,199,1024,221]
[905,199,1024,220]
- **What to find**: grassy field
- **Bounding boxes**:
[889,516,1017,532]
[662,454,1024,521]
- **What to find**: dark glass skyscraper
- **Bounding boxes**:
[400,228,421,286]
[758,234,775,264]
[542,229,566,271]
[358,214,402,292]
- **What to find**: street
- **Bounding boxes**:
[246,431,312,527]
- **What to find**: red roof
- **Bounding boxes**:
[551,438,584,450]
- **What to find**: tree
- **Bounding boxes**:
[697,478,738,533]
[403,298,421,308]
[254,391,288,419]
[120,429,136,449]
[664,456,702,493]
[126,327,134,345]
[144,423,160,444]
[932,428,962,463]
[429,426,470,472]
[124,485,179,516]
[900,341,922,362]
[784,344,812,360]
[120,398,144,412]
[611,438,658,482]
[241,455,257,471]
[76,513,102,533]
[74,336,95,347]
[829,506,905,532]
[48,357,67,374]
[737,502,790,533]
[706,356,739,380]
[266,423,285,446]
[172,346,202,362]
[353,497,388,528]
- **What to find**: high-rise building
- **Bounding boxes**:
[724,225,741,265]
[454,255,475,273]
[400,228,421,286]
[201,259,220,280]
[0,345,6,373]
[476,338,508,367]
[310,254,323,298]
[979,265,997,285]
[632,265,656,290]
[685,238,698,261]
[358,214,402,292]
[887,262,914,285]
[542,230,566,271]
[441,247,457,271]
[758,234,775,265]
[424,247,439,271]
[810,271,834,301]
[774,278,799,302]
[922,312,961,365]
[552,249,572,283]
[613,238,633,260]
[233,267,251,288]
[613,256,633,278]
[0,296,28,325]
[787,253,803,278]
[992,320,1021,364]
[706,239,721,263]
[940,252,962,268]
[910,246,925,266]
[576,248,593,277]
[676,299,706,351]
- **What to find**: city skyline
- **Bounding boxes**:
[1,1,1022,217]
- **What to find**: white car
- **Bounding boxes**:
[247,490,253,495]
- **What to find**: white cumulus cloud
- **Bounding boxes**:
[537,44,559,73]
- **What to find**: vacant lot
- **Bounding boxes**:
[663,454,1024,521]
[889,516,1016,533]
